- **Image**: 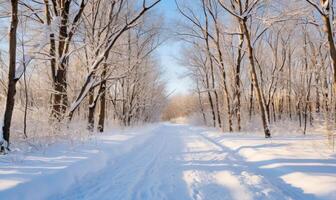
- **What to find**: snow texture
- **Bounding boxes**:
[0,123,335,200]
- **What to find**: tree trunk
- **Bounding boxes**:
[249,82,254,120]
[49,0,71,121]
[265,103,271,124]
[98,65,107,132]
[202,5,221,128]
[213,90,222,128]
[207,90,216,127]
[97,83,106,132]
[288,44,292,119]
[241,20,271,138]
[210,12,232,131]
[309,103,313,126]
[51,68,68,121]
[87,88,95,131]
[235,28,244,131]
[316,75,320,113]
[322,13,336,126]
[272,101,276,123]
[44,0,58,120]
[2,0,19,151]
[297,101,302,127]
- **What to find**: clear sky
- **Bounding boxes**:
[155,0,193,96]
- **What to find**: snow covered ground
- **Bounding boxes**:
[0,123,336,200]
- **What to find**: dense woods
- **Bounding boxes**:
[171,0,336,137]
[0,0,165,152]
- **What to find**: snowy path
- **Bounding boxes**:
[1,123,336,200]
[52,124,190,200]
[50,124,335,200]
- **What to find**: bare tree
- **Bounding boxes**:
[42,0,88,121]
[218,0,271,137]
[1,0,19,152]
[67,0,161,120]
[305,0,336,125]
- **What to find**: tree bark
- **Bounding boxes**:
[2,0,19,150]
[241,19,271,138]
[321,13,336,126]
[98,65,107,132]
[249,82,254,120]
[49,0,71,121]
[288,45,292,119]
[206,75,216,127]
[235,27,244,131]
[47,0,86,121]
[197,82,207,126]
[87,88,95,131]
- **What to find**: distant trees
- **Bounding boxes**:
[176,0,336,137]
[162,95,198,122]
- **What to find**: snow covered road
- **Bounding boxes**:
[53,124,191,200]
[1,123,336,199]
[52,124,336,200]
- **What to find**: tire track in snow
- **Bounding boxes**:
[52,124,178,200]
[130,125,191,200]
[51,125,163,200]
[49,124,317,200]
[129,131,168,200]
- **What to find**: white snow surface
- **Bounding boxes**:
[0,123,336,200]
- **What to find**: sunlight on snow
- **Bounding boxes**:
[0,179,25,191]
[282,172,336,198]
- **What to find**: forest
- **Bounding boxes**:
[164,0,336,138]
[1,1,336,199]
[0,0,166,152]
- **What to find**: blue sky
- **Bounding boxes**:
[156,0,193,96]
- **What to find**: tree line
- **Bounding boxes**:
[175,0,336,137]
